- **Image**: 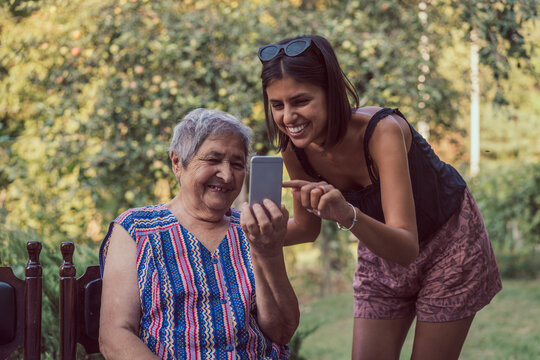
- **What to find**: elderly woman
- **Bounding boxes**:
[98,108,299,359]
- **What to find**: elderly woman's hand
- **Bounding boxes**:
[240,199,289,257]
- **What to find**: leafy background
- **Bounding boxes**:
[1,0,539,358]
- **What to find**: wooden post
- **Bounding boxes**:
[470,28,480,177]
[60,242,77,360]
[24,241,42,360]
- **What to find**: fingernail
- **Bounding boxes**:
[315,210,321,217]
[306,209,313,213]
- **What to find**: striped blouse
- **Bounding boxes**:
[99,204,289,359]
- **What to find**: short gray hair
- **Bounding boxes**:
[168,108,252,168]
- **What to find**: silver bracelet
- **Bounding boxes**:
[336,202,357,231]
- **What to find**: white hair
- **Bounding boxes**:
[168,108,252,168]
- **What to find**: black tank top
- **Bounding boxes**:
[291,108,466,244]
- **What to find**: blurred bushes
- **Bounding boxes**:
[470,161,540,252]
[2,0,535,247]
[470,161,540,278]
[495,252,540,279]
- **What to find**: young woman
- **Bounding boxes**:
[257,34,502,360]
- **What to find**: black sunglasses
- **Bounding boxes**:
[257,38,312,62]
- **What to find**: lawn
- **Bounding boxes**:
[295,278,540,360]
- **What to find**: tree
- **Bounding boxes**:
[0,0,537,261]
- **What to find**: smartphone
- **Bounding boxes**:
[249,156,283,208]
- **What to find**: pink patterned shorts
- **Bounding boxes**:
[353,188,502,322]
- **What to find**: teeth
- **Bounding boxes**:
[287,123,307,134]
[209,185,227,192]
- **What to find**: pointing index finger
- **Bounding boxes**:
[282,180,311,189]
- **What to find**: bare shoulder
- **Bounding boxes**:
[102,223,136,276]
[354,106,408,143]
[353,106,383,119]
[351,107,407,142]
[100,223,141,346]
[348,106,381,134]
[109,223,134,250]
[369,113,412,161]
[100,223,139,315]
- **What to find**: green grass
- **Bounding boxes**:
[296,278,540,360]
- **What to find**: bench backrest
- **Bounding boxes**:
[0,241,42,360]
[59,242,102,360]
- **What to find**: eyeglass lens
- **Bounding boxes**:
[285,40,309,56]
[258,39,311,61]
[259,46,279,61]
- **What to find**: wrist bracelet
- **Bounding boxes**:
[336,202,357,231]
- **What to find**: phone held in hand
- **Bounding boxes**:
[249,156,283,208]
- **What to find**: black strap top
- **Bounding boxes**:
[291,108,466,244]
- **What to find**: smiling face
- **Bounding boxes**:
[172,134,246,217]
[265,76,328,149]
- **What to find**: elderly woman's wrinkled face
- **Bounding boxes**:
[174,134,246,215]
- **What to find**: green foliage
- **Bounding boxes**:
[495,251,540,279]
[4,0,41,17]
[480,104,540,163]
[468,161,540,276]
[469,161,540,252]
[288,323,321,360]
[293,291,355,359]
[316,220,356,295]
[450,0,538,105]
[1,0,537,247]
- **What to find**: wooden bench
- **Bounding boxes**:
[0,241,42,360]
[1,241,102,359]
[59,242,102,359]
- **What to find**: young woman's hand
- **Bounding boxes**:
[282,180,356,228]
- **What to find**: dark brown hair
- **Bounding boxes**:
[260,34,359,151]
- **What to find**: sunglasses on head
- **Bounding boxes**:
[257,38,312,62]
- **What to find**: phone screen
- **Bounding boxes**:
[248,156,283,207]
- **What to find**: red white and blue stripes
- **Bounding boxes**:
[99,205,289,359]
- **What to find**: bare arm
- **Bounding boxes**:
[99,224,160,360]
[282,116,418,266]
[240,200,300,344]
[351,114,418,265]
